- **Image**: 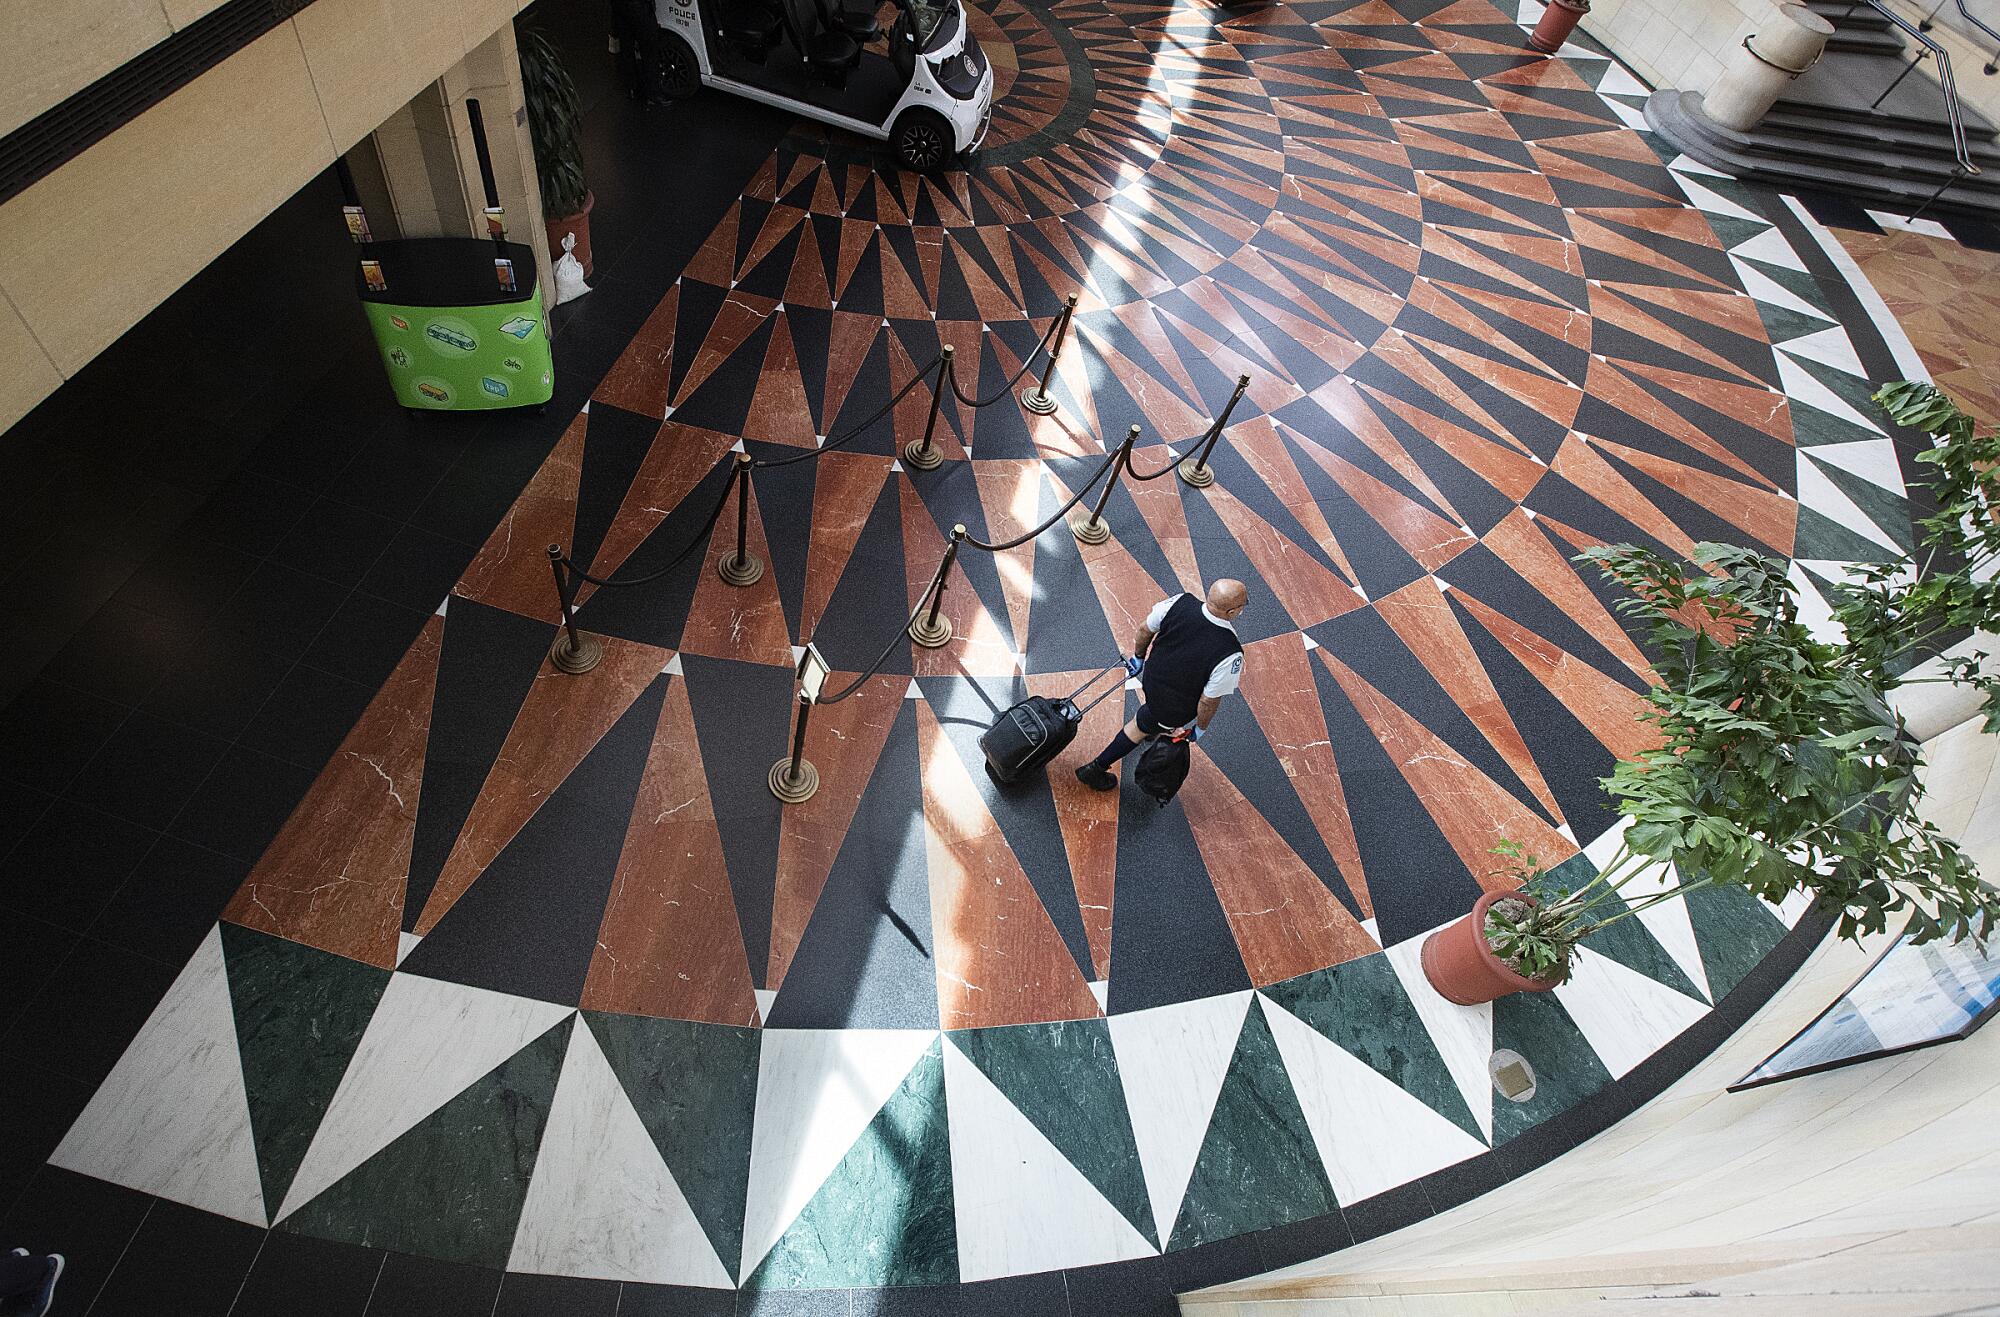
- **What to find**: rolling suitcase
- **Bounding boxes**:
[980,661,1125,784]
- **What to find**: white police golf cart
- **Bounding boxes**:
[650,0,992,170]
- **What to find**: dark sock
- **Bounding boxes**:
[1089,730,1141,770]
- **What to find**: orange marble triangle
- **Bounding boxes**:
[458,411,584,621]
[593,284,679,418]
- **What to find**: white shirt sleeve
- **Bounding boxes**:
[1204,651,1244,699]
[1143,594,1181,632]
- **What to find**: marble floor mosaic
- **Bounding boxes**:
[39,0,1947,1310]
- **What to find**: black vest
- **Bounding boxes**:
[1143,594,1242,722]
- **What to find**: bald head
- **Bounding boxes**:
[1206,578,1248,620]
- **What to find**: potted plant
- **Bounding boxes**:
[1423,381,2000,1006]
[519,26,594,279]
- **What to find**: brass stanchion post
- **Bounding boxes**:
[1071,426,1137,546]
[1179,374,1249,489]
[546,544,604,674]
[1020,294,1078,417]
[717,453,765,585]
[767,691,820,803]
[908,524,963,648]
[902,346,952,472]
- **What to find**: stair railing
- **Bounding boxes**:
[1917,0,2000,76]
[1854,0,1982,214]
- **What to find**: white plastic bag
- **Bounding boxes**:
[553,230,592,305]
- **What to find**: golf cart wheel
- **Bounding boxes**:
[657,32,700,99]
[891,109,952,172]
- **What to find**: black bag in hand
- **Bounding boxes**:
[1134,729,1192,805]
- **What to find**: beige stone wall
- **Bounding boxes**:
[0,0,536,433]
[1187,715,2000,1315]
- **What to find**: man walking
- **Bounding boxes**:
[1075,579,1248,791]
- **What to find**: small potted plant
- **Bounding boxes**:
[1424,381,2000,1005]
[519,26,594,279]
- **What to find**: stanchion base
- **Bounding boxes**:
[717,551,765,586]
[1070,512,1111,545]
[549,631,604,675]
[1177,457,1215,488]
[901,439,945,471]
[768,758,820,803]
[1020,387,1059,417]
[908,614,954,648]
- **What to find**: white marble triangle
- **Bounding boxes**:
[1779,355,1884,436]
[1803,439,1904,493]
[906,678,924,699]
[582,400,592,413]
[1301,633,1320,650]
[729,438,747,454]
[1671,176,1759,223]
[1515,0,1543,22]
[1584,816,1712,1000]
[1866,209,1951,238]
[1669,153,1731,178]
[1088,980,1110,1011]
[277,975,572,1221]
[1779,326,1866,378]
[509,1023,734,1287]
[1731,225,1807,272]
[51,927,266,1225]
[1731,259,1825,320]
[396,931,421,966]
[740,1029,937,1278]
[1555,947,1708,1078]
[1262,995,1488,1203]
[1107,990,1252,1246]
[1788,560,1845,646]
[753,987,778,1021]
[663,654,684,676]
[1384,932,1494,1142]
[1604,98,1649,132]
[1793,456,1903,553]
[943,1038,1157,1281]
[1361,917,1380,945]
[433,596,450,618]
[1772,888,1815,926]
[889,459,905,473]
[791,645,807,664]
[1595,64,1650,98]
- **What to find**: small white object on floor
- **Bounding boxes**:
[554,231,592,305]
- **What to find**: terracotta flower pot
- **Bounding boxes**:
[1420,890,1564,1006]
[1528,0,1589,54]
[545,189,595,280]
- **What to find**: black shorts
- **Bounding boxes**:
[1135,702,1191,736]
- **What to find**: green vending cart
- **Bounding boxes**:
[357,236,553,412]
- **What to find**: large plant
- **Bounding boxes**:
[518,26,588,221]
[1487,382,2000,984]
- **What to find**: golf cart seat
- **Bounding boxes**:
[814,0,882,43]
[780,0,862,84]
[718,0,785,60]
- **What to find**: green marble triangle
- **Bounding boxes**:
[1707,214,1779,254]
[1529,856,1706,1004]
[220,923,392,1215]
[1795,506,1899,565]
[1734,256,1833,317]
[1684,882,1789,1001]
[1490,990,1613,1145]
[1754,298,1836,346]
[1261,953,1484,1142]
[748,1037,956,1289]
[948,1019,1158,1246]
[1687,174,1773,220]
[583,1011,760,1271]
[279,1014,573,1267]
[1169,998,1338,1252]
[1803,454,1913,551]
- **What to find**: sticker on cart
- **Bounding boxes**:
[360,259,387,293]
[389,314,409,331]
[502,356,524,373]
[480,376,510,399]
[388,347,410,368]
[414,377,454,407]
[497,315,538,340]
[423,317,479,355]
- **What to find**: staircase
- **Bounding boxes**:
[1645,0,2000,218]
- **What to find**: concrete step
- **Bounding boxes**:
[1802,0,1894,33]
[1777,47,2000,137]
[1761,105,2000,159]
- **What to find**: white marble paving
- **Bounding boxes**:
[509,1022,734,1287]
[1731,258,1827,320]
[1673,175,1763,223]
[942,1036,1156,1281]
[50,927,265,1225]
[739,1027,936,1279]
[1555,948,1709,1078]
[1731,224,1809,273]
[1779,326,1867,378]
[1794,456,1904,552]
[1585,823,1712,1004]
[1261,995,1487,1203]
[1789,560,1846,645]
[1778,355,1884,435]
[1107,990,1251,1246]
[1383,931,1494,1142]
[1805,439,1905,492]
[276,973,573,1221]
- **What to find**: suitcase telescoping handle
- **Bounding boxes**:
[1067,659,1129,716]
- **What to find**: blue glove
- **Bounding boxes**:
[1122,655,1145,679]
[1186,725,1205,743]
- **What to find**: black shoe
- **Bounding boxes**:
[3,1254,62,1317]
[1074,764,1117,792]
